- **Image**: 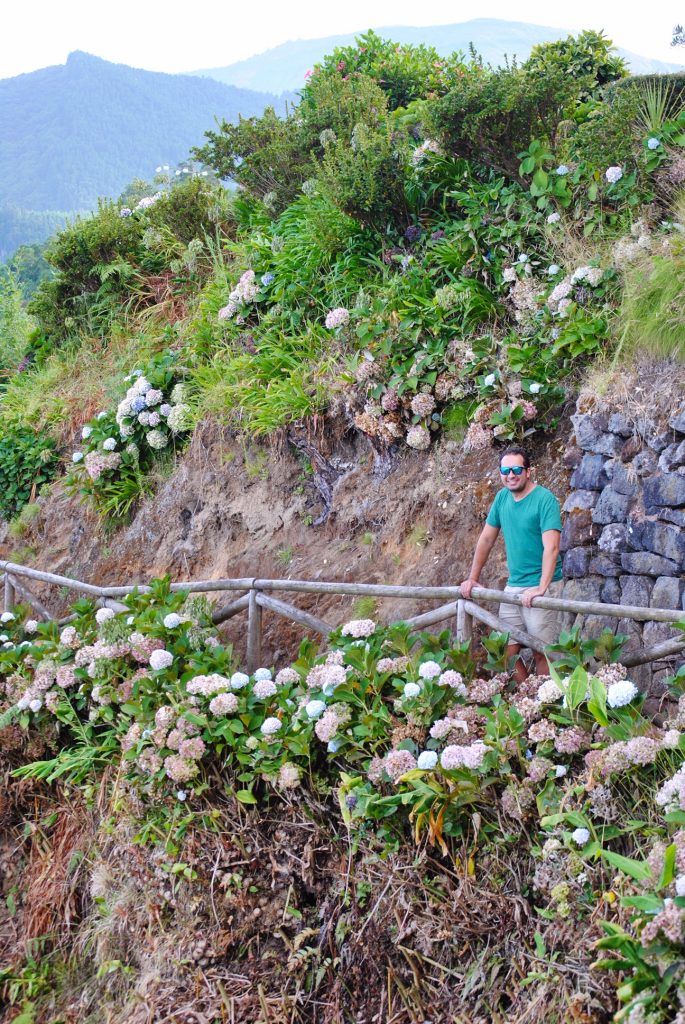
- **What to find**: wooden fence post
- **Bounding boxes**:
[455,599,473,645]
[4,573,15,615]
[247,587,262,674]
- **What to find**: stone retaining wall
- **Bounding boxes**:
[561,404,685,694]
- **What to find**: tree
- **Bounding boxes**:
[673,24,685,46]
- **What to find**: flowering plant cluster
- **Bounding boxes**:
[3,583,685,1018]
[68,353,192,517]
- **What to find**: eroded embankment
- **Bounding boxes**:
[0,416,569,663]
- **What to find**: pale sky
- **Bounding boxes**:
[2,0,684,79]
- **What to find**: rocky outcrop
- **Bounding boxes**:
[561,402,685,694]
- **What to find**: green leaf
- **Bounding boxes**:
[236,790,257,804]
[658,843,677,890]
[533,931,546,957]
[622,895,663,913]
[532,168,549,190]
[601,849,652,882]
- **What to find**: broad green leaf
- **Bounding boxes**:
[601,849,652,882]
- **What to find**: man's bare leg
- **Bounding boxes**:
[506,643,528,682]
[534,650,551,676]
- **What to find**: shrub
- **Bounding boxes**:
[69,352,193,519]
[0,423,59,519]
[302,29,467,110]
[428,62,588,179]
[562,86,642,172]
[193,107,314,211]
[523,30,627,102]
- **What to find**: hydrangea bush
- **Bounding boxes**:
[68,353,192,518]
[3,582,685,1020]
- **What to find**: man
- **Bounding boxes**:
[460,446,562,681]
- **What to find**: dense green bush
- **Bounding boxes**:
[193,107,313,210]
[561,86,642,172]
[0,423,58,519]
[301,29,467,110]
[428,63,588,178]
[524,30,627,102]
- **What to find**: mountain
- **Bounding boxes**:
[192,18,685,95]
[0,51,284,215]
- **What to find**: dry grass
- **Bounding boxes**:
[0,768,621,1024]
[1,326,170,445]
[578,355,685,433]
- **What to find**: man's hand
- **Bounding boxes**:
[459,579,479,599]
[520,586,546,608]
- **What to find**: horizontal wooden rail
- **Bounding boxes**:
[2,562,684,674]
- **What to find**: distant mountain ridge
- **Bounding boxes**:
[192,18,685,94]
[0,51,283,214]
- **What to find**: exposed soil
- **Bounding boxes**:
[0,415,571,665]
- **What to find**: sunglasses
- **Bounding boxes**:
[500,466,525,476]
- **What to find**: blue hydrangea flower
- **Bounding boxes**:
[647,137,660,150]
[555,165,569,176]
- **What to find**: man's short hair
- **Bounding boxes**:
[500,446,531,469]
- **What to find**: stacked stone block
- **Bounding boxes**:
[560,405,685,692]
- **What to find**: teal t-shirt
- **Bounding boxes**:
[485,484,563,587]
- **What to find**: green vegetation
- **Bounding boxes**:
[2,588,685,1020]
[0,28,684,535]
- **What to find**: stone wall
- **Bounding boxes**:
[561,404,685,694]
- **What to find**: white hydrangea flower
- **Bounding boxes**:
[24,620,38,634]
[529,382,542,394]
[555,764,567,778]
[29,699,43,713]
[417,750,438,770]
[72,452,84,463]
[163,613,182,629]
[230,672,250,689]
[95,607,115,625]
[483,373,496,387]
[261,717,282,735]
[607,680,639,708]
[675,875,685,897]
[546,212,561,224]
[1,612,15,623]
[305,699,326,719]
[254,668,272,681]
[102,437,117,451]
[403,682,422,698]
[571,827,590,846]
[537,679,563,703]
[149,649,174,670]
[418,661,441,680]
[547,264,560,276]
[146,429,168,450]
[81,425,93,439]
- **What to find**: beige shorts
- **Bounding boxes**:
[498,580,564,647]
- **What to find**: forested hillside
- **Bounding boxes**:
[2,29,685,1024]
[0,51,284,254]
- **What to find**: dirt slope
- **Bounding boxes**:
[0,416,569,663]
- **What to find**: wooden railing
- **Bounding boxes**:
[2,559,684,673]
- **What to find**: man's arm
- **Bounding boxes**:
[520,528,561,607]
[460,523,500,598]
